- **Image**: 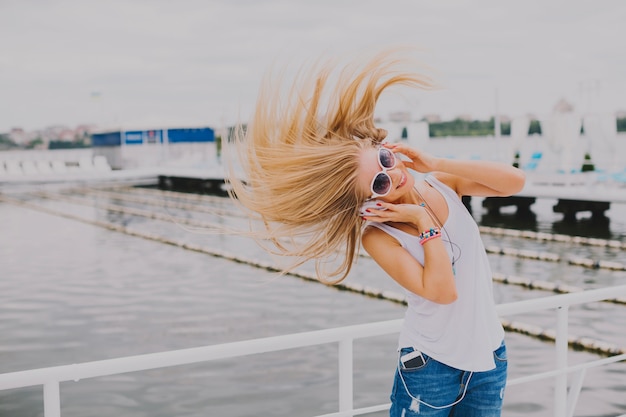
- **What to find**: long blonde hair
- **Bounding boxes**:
[226,50,432,284]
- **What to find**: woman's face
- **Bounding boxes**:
[357,147,413,202]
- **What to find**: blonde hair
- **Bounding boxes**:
[226,50,432,284]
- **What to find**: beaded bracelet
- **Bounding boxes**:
[419,227,442,245]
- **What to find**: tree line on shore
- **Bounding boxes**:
[2,117,625,150]
[429,117,626,138]
[427,118,541,137]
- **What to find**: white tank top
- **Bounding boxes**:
[369,175,504,371]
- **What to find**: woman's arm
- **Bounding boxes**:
[385,143,526,197]
[432,159,526,197]
[362,225,457,305]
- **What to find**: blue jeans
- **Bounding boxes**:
[389,341,508,416]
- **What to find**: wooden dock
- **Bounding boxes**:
[480,173,626,222]
[5,161,624,224]
[157,169,626,223]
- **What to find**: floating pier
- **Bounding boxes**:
[477,174,626,222]
[552,199,611,222]
[156,170,625,224]
[480,195,611,222]
[158,174,229,197]
[481,196,536,217]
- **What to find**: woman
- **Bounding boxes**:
[227,50,525,416]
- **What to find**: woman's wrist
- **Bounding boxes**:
[418,227,442,245]
[419,225,440,234]
[430,156,446,172]
[412,219,435,231]
[410,210,432,231]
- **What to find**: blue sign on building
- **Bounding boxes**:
[93,126,214,147]
[168,128,214,143]
[91,131,122,147]
[124,131,144,145]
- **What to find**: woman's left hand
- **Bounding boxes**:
[363,200,432,229]
[383,142,438,174]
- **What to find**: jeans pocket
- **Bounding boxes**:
[493,341,508,362]
[398,347,430,372]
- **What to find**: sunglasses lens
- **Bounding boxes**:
[379,148,396,169]
[372,172,391,196]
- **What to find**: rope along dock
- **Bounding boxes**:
[34,190,626,273]
[2,193,625,357]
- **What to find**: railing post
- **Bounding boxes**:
[554,306,568,417]
[566,369,586,417]
[338,339,354,416]
[43,382,61,417]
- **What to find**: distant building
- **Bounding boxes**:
[456,114,473,122]
[422,114,441,123]
[553,98,575,114]
[75,124,97,139]
[388,111,411,122]
[376,119,429,145]
[8,128,28,145]
[91,125,215,169]
[58,129,75,142]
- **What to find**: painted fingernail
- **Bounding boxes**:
[376,203,382,206]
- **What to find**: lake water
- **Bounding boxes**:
[1,181,625,417]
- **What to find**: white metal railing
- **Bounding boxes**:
[1,285,625,417]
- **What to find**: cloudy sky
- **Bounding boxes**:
[1,0,625,132]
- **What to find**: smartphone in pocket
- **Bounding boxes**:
[400,350,425,369]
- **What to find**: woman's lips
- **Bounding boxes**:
[397,172,406,189]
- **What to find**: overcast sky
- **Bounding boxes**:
[1,0,625,132]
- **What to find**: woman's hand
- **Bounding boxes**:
[363,200,433,230]
[383,142,439,174]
